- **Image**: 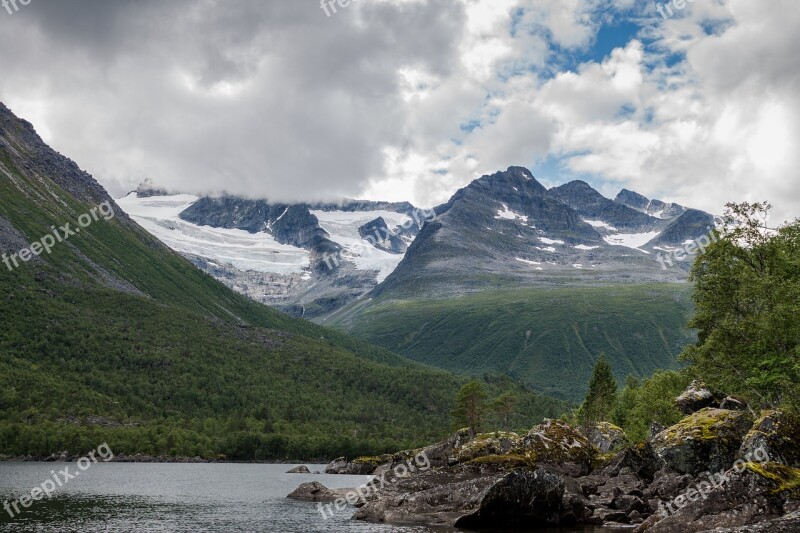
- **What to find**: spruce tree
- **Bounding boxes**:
[579,354,618,426]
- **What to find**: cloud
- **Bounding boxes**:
[0,0,797,222]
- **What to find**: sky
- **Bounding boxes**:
[0,0,798,222]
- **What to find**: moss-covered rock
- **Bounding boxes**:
[455,431,521,463]
[739,410,800,468]
[652,408,754,475]
[745,462,800,498]
[584,421,628,453]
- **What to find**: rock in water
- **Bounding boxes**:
[287,482,349,502]
[454,468,565,529]
[286,465,311,474]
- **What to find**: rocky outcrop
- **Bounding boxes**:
[286,465,311,474]
[358,217,407,254]
[651,408,753,475]
[290,390,798,531]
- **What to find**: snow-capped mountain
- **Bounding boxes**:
[372,167,719,299]
[118,168,717,318]
[117,185,432,317]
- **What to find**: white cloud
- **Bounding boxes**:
[0,0,797,222]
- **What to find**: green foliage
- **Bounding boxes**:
[611,371,691,442]
[577,354,617,425]
[452,380,487,436]
[491,392,518,431]
[681,202,800,410]
[335,285,694,401]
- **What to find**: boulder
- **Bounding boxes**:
[286,465,311,474]
[720,396,748,411]
[738,410,800,468]
[287,481,351,502]
[599,443,663,481]
[675,380,721,415]
[651,408,754,475]
[584,422,628,453]
[353,463,567,528]
[518,419,594,476]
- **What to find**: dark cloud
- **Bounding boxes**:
[0,0,466,201]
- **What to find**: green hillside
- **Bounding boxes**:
[333,284,695,401]
[0,104,567,460]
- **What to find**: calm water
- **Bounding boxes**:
[0,462,616,532]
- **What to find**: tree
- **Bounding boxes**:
[491,393,518,431]
[681,202,800,410]
[452,380,487,436]
[578,354,617,426]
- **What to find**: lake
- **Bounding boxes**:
[0,462,616,532]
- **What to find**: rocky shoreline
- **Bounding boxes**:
[289,381,800,531]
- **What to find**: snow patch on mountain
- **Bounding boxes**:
[603,231,661,254]
[495,204,529,223]
[117,193,311,274]
[311,209,413,283]
[583,219,618,231]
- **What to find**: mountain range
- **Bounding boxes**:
[0,102,565,459]
[120,167,717,316]
[115,167,712,401]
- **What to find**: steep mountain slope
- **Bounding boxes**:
[0,103,567,459]
[335,284,694,401]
